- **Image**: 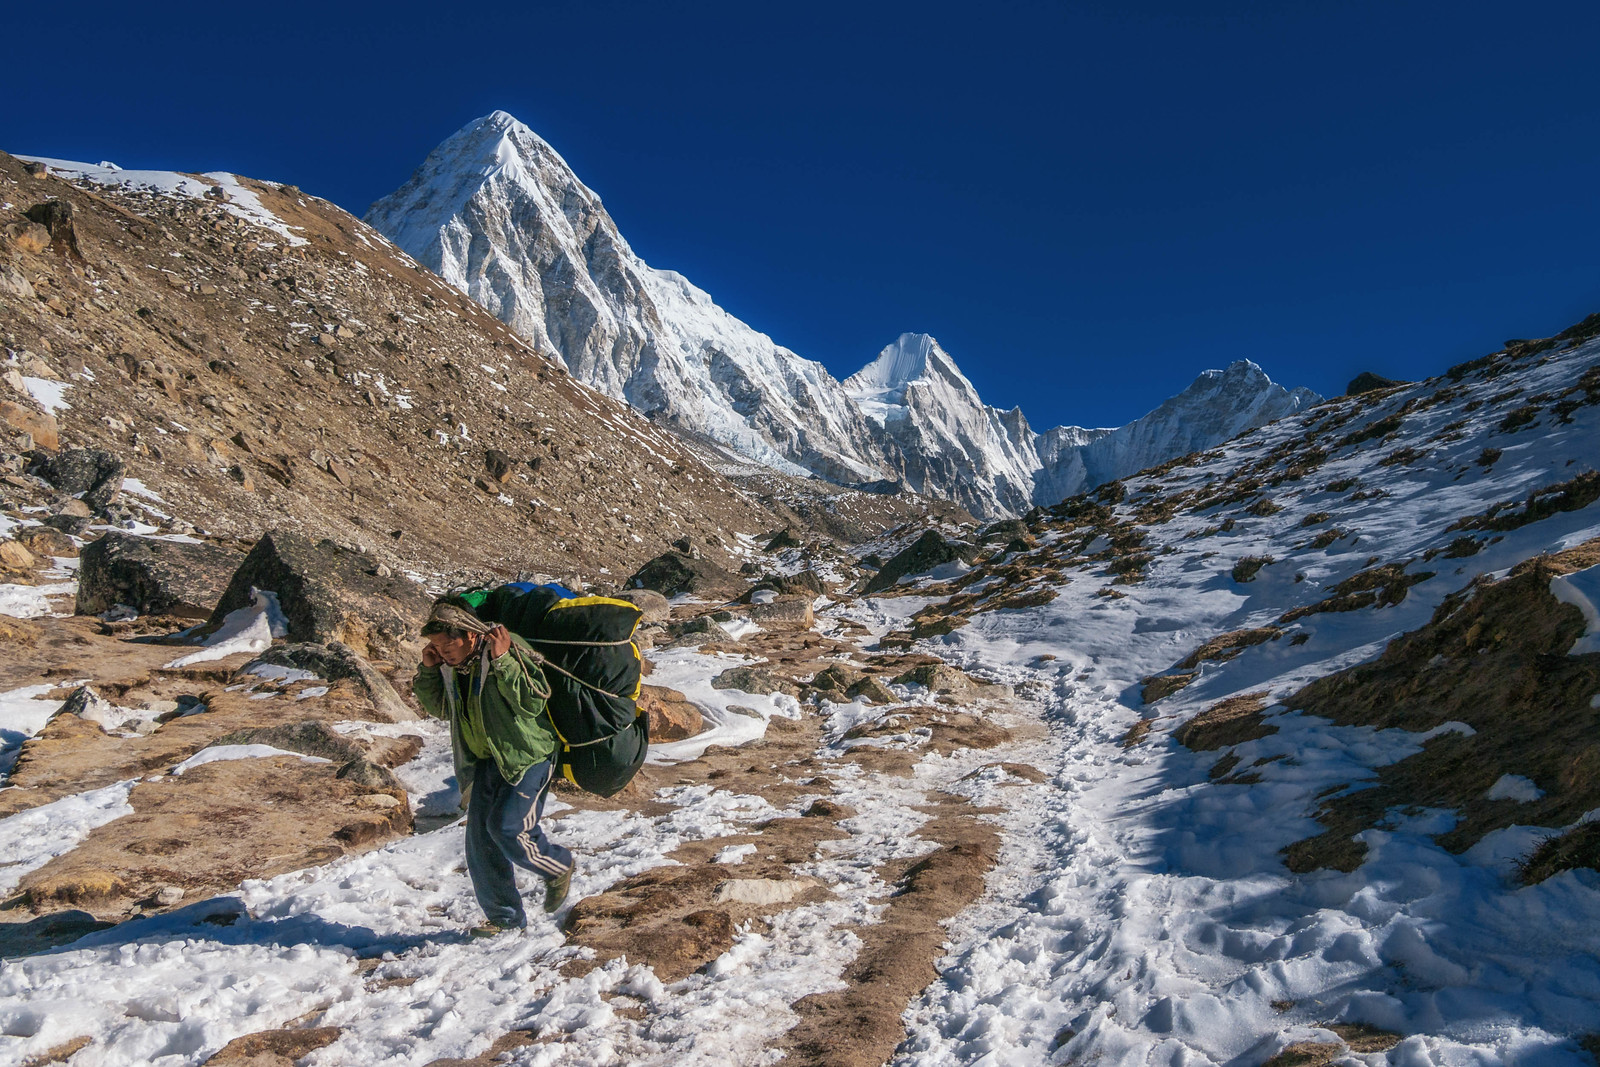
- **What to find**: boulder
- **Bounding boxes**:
[638,684,704,741]
[76,532,245,618]
[23,200,83,260]
[978,518,1030,543]
[746,595,815,629]
[740,570,824,602]
[627,551,744,600]
[613,588,671,623]
[862,531,976,595]
[0,262,33,299]
[0,400,58,451]
[484,448,514,483]
[210,720,368,763]
[892,663,1012,704]
[0,540,35,571]
[806,663,896,704]
[807,663,866,695]
[239,642,420,722]
[207,531,432,666]
[764,529,803,551]
[335,757,404,792]
[27,449,125,514]
[8,221,50,255]
[712,665,800,697]
[17,526,77,558]
[848,677,899,705]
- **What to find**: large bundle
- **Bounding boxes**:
[464,582,647,796]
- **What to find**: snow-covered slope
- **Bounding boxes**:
[858,321,1600,1064]
[364,112,894,484]
[368,112,1318,516]
[1035,358,1321,504]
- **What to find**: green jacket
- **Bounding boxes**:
[412,633,556,788]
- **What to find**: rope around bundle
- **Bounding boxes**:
[427,599,638,712]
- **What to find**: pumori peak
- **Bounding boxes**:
[366,112,1319,516]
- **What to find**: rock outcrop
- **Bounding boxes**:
[863,530,974,595]
[239,642,419,722]
[75,532,245,618]
[627,550,745,600]
[207,531,432,666]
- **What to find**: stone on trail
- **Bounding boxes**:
[746,595,815,628]
[638,684,705,740]
[892,663,1012,704]
[207,530,432,667]
[240,641,420,723]
[75,531,246,618]
[209,720,368,764]
[712,665,800,697]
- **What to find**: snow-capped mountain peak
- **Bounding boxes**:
[367,111,1319,516]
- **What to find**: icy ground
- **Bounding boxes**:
[2,340,1599,1064]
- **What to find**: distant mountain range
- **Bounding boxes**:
[366,111,1319,516]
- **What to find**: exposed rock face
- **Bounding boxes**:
[207,531,432,666]
[0,150,775,585]
[75,532,245,618]
[1346,371,1407,395]
[844,333,1041,517]
[863,530,974,595]
[1032,360,1321,505]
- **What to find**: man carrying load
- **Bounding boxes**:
[413,599,574,937]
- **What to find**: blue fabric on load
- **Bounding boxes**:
[502,581,578,599]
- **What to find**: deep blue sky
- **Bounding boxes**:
[8,1,1600,428]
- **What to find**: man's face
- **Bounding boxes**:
[428,631,478,667]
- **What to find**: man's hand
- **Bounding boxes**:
[486,624,512,660]
[421,643,442,668]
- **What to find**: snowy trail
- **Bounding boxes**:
[0,621,1055,1067]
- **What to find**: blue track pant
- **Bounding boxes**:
[465,758,573,927]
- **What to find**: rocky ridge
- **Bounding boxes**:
[0,150,935,591]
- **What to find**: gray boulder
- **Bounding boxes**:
[238,642,419,722]
[27,449,125,514]
[627,551,744,600]
[613,588,671,623]
[76,532,245,618]
[862,530,977,595]
[711,666,800,697]
[208,531,431,667]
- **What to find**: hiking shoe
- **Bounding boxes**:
[543,866,574,914]
[468,920,524,939]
